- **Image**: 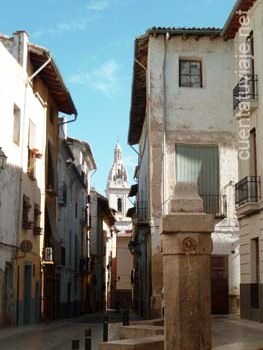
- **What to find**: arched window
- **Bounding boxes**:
[117,198,122,212]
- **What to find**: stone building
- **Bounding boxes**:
[89,189,116,312]
[57,128,96,317]
[105,143,133,309]
[223,0,263,322]
[128,27,240,317]
[0,31,77,326]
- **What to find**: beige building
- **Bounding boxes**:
[223,0,263,322]
[128,27,240,317]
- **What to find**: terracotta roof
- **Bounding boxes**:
[148,27,222,36]
[67,137,97,170]
[128,27,223,145]
[223,0,257,39]
[29,44,77,115]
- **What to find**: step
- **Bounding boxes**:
[119,324,164,339]
[99,335,164,350]
[213,343,263,350]
[131,318,164,327]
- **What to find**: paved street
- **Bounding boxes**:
[1,314,263,349]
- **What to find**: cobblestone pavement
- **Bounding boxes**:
[1,314,263,349]
[212,315,263,349]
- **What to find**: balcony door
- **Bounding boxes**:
[176,145,219,213]
[249,128,257,177]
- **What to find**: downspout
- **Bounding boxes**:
[162,32,169,215]
[58,113,78,125]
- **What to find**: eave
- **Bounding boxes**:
[223,0,257,39]
[128,35,148,145]
[29,44,77,115]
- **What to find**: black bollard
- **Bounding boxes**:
[85,328,92,350]
[103,314,109,342]
[122,308,129,326]
[72,339,80,350]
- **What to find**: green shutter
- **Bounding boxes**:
[176,145,219,195]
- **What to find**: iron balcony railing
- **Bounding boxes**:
[199,194,227,217]
[233,74,258,111]
[235,176,261,207]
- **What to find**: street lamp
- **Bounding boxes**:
[0,148,7,169]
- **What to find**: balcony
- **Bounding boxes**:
[235,176,261,216]
[233,74,258,116]
[200,194,227,218]
[33,226,42,235]
[42,247,53,264]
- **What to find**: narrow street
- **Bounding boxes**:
[1,315,263,349]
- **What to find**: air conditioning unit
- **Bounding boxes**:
[43,247,53,263]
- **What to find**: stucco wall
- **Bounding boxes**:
[145,34,239,315]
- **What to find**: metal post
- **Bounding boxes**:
[122,308,129,326]
[72,339,80,350]
[85,328,92,350]
[103,314,109,342]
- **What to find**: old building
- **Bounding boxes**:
[89,189,116,312]
[105,143,133,309]
[128,27,240,317]
[223,0,263,322]
[57,127,96,317]
[0,30,77,325]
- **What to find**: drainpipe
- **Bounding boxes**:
[162,32,169,215]
[58,113,78,125]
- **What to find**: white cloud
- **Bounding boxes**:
[69,60,120,96]
[32,19,88,38]
[87,0,109,11]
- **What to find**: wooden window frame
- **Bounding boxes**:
[179,59,202,88]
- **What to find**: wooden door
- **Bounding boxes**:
[211,255,229,314]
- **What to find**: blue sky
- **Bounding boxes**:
[1,0,235,194]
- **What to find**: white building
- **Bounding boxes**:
[128,27,240,317]
[105,143,133,309]
[57,126,96,317]
[223,0,263,322]
[0,30,77,326]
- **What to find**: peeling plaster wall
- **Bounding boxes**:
[145,34,239,316]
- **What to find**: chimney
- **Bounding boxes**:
[12,30,29,71]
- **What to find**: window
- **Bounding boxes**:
[176,145,219,214]
[27,120,36,179]
[33,204,42,235]
[13,104,21,145]
[117,198,122,212]
[179,60,202,87]
[249,128,257,176]
[75,203,78,218]
[22,195,32,229]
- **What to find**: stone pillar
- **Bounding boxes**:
[161,183,214,350]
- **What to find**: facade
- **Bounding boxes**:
[89,189,115,312]
[128,28,240,317]
[106,143,133,309]
[223,0,263,322]
[57,128,96,317]
[0,31,77,326]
